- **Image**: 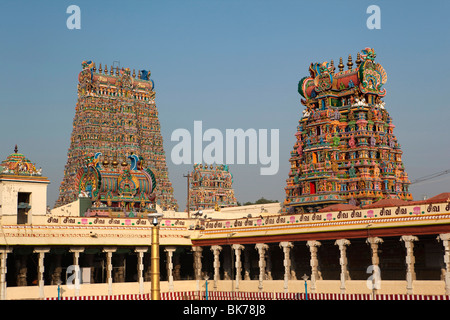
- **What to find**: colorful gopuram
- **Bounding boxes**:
[76,153,157,217]
[283,48,412,213]
[55,61,178,211]
[188,164,237,211]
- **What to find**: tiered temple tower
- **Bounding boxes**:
[55,61,178,211]
[283,48,412,214]
[188,164,237,211]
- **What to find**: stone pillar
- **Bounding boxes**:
[255,243,268,292]
[335,239,350,294]
[366,237,383,293]
[438,233,450,295]
[192,246,203,280]
[164,246,176,292]
[34,247,50,299]
[210,245,222,291]
[279,242,293,293]
[103,247,116,295]
[0,248,12,300]
[232,244,244,291]
[306,240,321,293]
[401,235,418,294]
[69,247,84,298]
[135,247,148,294]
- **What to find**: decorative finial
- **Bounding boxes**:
[110,65,114,75]
[347,54,353,70]
[115,67,119,76]
[98,63,102,73]
[338,57,344,72]
[14,144,18,153]
[93,62,96,73]
[356,53,361,67]
[330,60,335,74]
[132,69,136,78]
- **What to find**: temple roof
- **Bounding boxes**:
[363,198,410,208]
[0,145,43,177]
[318,203,360,212]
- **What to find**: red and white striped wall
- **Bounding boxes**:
[45,291,450,300]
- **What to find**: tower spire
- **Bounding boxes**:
[338,57,344,72]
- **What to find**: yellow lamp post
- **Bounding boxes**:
[148,213,163,300]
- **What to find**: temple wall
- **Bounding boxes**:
[4,279,446,300]
[0,180,48,218]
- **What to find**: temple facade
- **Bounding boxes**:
[283,48,412,214]
[55,61,178,211]
[188,164,237,212]
[1,49,449,301]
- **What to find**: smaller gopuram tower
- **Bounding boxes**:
[283,48,412,214]
[188,164,237,212]
[75,152,157,217]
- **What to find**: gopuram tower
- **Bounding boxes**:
[55,61,178,211]
[189,164,237,212]
[283,48,412,214]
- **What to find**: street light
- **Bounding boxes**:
[148,212,163,300]
[302,274,309,300]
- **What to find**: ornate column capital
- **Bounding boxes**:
[366,237,384,245]
[33,247,50,254]
[334,239,351,248]
[102,247,117,253]
[191,246,203,251]
[438,233,450,242]
[400,235,419,244]
[255,243,269,252]
[279,241,294,249]
[211,245,222,253]
[307,240,321,248]
[69,247,85,253]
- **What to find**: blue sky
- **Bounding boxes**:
[0,0,449,210]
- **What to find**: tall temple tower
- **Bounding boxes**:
[55,61,178,211]
[283,48,412,214]
[188,164,237,212]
